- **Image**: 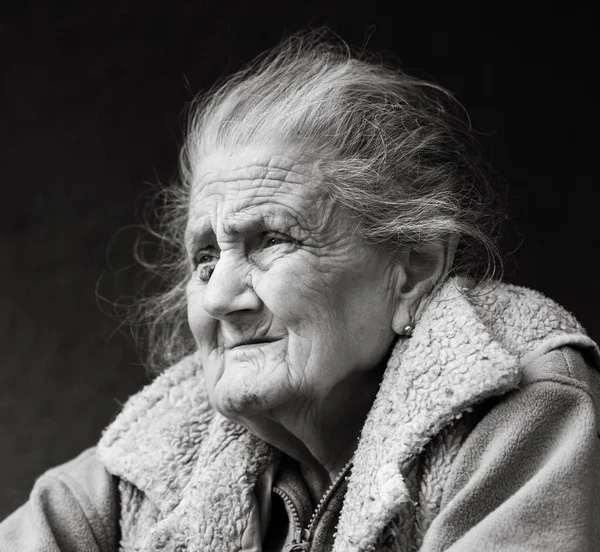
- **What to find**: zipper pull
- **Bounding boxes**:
[283,529,311,551]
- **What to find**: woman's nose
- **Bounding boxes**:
[202,255,262,319]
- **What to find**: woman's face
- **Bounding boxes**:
[186,147,404,420]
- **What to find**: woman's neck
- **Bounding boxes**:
[240,361,386,501]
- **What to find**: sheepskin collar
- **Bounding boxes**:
[97,278,597,551]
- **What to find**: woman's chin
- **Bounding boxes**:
[206,356,294,419]
[208,380,281,421]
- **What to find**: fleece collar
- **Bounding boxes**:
[97,278,597,551]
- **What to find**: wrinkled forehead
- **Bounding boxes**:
[187,147,333,227]
[190,147,316,193]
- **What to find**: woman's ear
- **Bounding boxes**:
[391,237,458,335]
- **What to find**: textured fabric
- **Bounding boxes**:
[2,277,599,551]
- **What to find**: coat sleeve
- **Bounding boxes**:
[421,347,600,552]
[0,448,119,552]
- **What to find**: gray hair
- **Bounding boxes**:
[134,30,504,373]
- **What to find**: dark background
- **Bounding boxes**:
[1,2,597,518]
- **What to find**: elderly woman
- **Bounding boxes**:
[2,34,599,552]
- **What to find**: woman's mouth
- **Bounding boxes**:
[229,337,280,350]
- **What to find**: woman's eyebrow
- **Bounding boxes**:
[185,210,302,252]
[222,210,301,236]
[222,214,266,236]
[185,221,214,254]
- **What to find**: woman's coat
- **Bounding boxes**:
[2,278,599,551]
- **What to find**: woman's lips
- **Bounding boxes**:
[229,338,280,350]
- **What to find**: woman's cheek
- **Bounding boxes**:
[254,271,300,321]
[254,256,317,314]
[250,243,297,272]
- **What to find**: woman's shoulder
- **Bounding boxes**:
[0,448,118,552]
[521,345,597,383]
[416,342,600,551]
[457,278,600,391]
[450,278,598,364]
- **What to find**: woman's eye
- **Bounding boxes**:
[262,234,293,248]
[197,254,215,264]
[266,237,284,247]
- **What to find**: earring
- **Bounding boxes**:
[402,316,415,337]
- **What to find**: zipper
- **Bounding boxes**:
[274,459,353,552]
[272,487,310,551]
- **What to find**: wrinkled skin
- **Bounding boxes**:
[185,146,410,488]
